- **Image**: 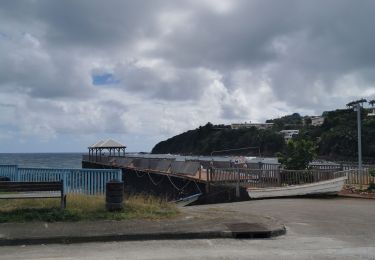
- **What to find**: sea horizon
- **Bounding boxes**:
[0,153,85,169]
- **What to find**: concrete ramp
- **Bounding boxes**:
[197,160,231,169]
[132,158,151,170]
[116,158,134,167]
[213,161,231,168]
[171,161,201,176]
[149,159,174,172]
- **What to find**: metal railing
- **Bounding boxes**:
[345,168,375,185]
[244,163,375,186]
[0,165,18,178]
[0,165,122,195]
[83,154,375,186]
[210,167,350,188]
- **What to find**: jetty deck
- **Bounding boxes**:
[82,155,363,187]
[82,155,210,183]
[82,154,277,186]
[82,154,375,203]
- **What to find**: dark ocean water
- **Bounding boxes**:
[0,153,84,169]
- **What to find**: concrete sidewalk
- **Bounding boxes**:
[0,206,285,246]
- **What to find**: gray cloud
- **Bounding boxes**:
[109,62,215,100]
[0,0,375,152]
[152,1,375,101]
[37,1,163,49]
[152,1,295,69]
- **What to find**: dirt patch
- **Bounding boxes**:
[339,185,375,199]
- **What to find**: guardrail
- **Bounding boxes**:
[83,155,375,186]
[345,169,375,186]
[0,165,122,195]
[210,167,350,188]
[0,165,18,179]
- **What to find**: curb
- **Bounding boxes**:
[0,226,286,246]
[339,194,375,200]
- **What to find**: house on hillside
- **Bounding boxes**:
[310,116,325,126]
[280,129,299,142]
[231,122,274,130]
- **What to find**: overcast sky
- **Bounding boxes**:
[1,0,375,153]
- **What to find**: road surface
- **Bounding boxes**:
[2,198,374,259]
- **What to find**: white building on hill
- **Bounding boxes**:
[231,122,273,130]
[280,130,299,142]
[310,116,325,126]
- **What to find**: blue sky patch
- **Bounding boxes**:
[92,73,120,85]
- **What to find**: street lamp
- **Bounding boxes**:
[369,99,375,116]
[346,99,367,171]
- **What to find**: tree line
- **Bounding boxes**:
[151,108,375,161]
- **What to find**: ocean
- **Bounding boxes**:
[0,153,280,169]
[0,153,84,169]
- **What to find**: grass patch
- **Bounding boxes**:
[0,194,179,223]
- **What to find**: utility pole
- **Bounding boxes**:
[346,99,367,171]
[356,102,362,171]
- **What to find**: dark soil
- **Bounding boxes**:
[339,185,375,199]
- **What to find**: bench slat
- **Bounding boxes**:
[0,183,62,187]
[0,181,62,185]
[0,192,61,199]
[0,181,66,209]
[0,187,62,192]
[0,182,63,192]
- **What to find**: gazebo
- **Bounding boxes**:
[88,139,126,160]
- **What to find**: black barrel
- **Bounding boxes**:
[0,176,10,181]
[106,179,124,211]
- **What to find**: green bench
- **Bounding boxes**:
[0,181,66,210]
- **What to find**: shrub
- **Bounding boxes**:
[277,139,317,170]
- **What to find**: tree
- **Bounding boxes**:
[277,139,317,170]
[152,123,284,155]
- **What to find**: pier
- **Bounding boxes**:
[82,158,375,204]
[81,139,375,203]
[82,154,217,202]
[81,154,369,203]
[82,152,271,202]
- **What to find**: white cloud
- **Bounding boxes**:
[0,0,375,152]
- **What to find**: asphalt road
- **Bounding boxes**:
[2,197,375,260]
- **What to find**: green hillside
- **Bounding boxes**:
[151,109,375,160]
[151,123,284,156]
